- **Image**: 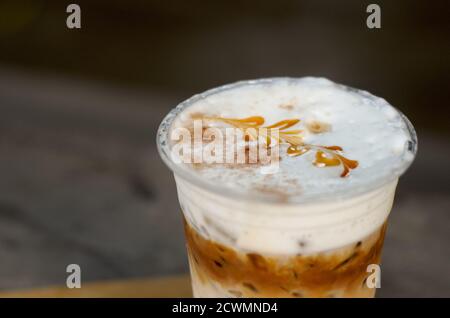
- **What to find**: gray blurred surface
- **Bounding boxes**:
[0,67,449,297]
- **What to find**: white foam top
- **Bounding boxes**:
[158,78,417,254]
[167,77,416,201]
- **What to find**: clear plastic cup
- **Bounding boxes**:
[157,78,417,298]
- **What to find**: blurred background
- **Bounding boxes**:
[0,0,449,297]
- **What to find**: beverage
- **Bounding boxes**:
[157,77,417,298]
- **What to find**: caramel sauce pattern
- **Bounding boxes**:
[199,115,359,177]
[184,218,387,298]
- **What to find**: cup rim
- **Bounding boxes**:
[156,77,418,205]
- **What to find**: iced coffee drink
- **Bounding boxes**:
[157,77,417,298]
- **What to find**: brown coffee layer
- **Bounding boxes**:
[184,219,387,298]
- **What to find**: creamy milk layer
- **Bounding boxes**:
[158,77,416,254]
[176,175,396,254]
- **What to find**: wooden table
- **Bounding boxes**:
[0,275,192,298]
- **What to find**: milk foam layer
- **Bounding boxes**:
[169,77,415,199]
[177,174,396,254]
[158,77,416,254]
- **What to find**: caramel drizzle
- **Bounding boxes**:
[203,116,358,177]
